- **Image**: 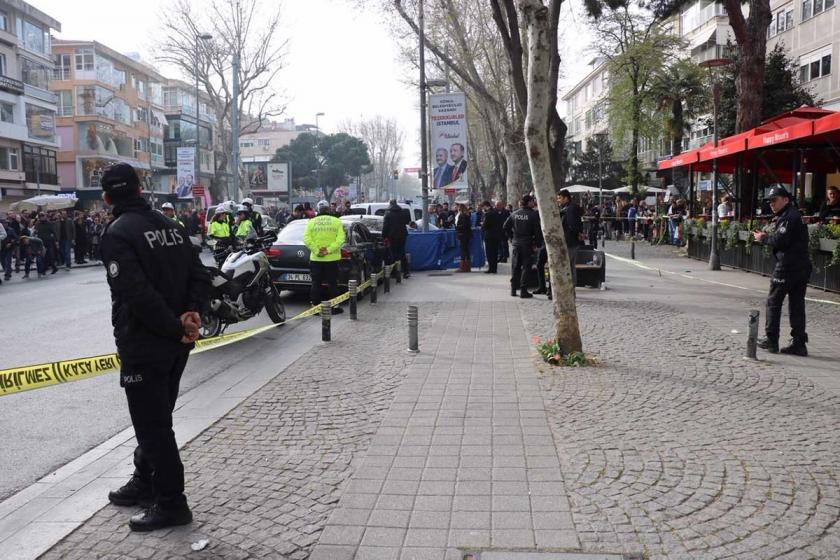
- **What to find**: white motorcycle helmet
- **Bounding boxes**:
[236,204,249,214]
[161,202,175,210]
[242,197,254,206]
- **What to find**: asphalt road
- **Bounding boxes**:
[0,259,314,501]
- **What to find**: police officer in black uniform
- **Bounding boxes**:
[755,186,812,356]
[99,163,210,531]
[503,194,542,298]
[242,198,263,236]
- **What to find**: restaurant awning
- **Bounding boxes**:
[658,149,700,170]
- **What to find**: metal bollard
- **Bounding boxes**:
[384,265,391,294]
[406,253,412,278]
[370,272,379,303]
[746,309,759,359]
[631,237,636,260]
[395,260,402,284]
[348,279,358,321]
[407,305,419,353]
[321,300,331,342]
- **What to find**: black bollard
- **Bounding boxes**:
[384,265,391,294]
[405,253,412,278]
[407,305,419,353]
[349,279,358,321]
[395,260,402,284]
[746,309,759,359]
[371,272,378,303]
[321,300,331,342]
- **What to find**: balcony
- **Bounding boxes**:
[25,169,59,185]
[24,84,57,105]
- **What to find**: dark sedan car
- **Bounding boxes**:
[266,219,383,293]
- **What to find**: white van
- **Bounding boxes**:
[350,202,422,221]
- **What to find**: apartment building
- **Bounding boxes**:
[51,39,168,206]
[561,57,609,159]
[0,0,61,209]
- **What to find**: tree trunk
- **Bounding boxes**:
[503,128,528,202]
[520,0,582,354]
[630,93,641,194]
[736,38,766,132]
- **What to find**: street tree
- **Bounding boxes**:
[492,0,583,354]
[651,58,707,157]
[338,116,405,202]
[157,0,287,202]
[273,133,372,202]
[593,6,682,193]
[571,135,625,190]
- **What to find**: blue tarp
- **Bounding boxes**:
[406,228,486,271]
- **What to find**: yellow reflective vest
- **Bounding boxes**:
[208,220,231,238]
[303,214,345,262]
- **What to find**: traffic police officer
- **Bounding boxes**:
[160,202,184,228]
[503,194,542,298]
[755,185,812,356]
[99,163,210,531]
[303,200,345,312]
[234,205,256,239]
[242,197,263,235]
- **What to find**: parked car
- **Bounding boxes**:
[266,219,382,293]
[350,202,422,221]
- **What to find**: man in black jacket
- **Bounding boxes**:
[755,186,811,356]
[481,200,504,274]
[382,200,410,276]
[503,195,542,298]
[99,163,210,531]
[34,213,58,275]
[558,189,583,285]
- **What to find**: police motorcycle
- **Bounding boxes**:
[199,232,287,338]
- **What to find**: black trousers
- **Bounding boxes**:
[485,238,499,273]
[388,240,408,274]
[499,239,509,262]
[537,246,547,290]
[511,245,533,292]
[458,235,471,265]
[765,268,810,343]
[310,260,339,305]
[123,352,189,508]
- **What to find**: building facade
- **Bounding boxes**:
[561,57,609,160]
[0,0,61,210]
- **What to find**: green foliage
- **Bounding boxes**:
[809,224,840,268]
[273,132,372,201]
[570,135,626,189]
[650,58,708,155]
[532,336,597,367]
[719,43,819,137]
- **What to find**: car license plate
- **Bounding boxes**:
[284,273,311,282]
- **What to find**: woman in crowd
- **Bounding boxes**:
[454,203,472,273]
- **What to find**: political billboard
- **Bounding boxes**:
[429,93,468,192]
[176,147,195,199]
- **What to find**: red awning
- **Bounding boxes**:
[747,120,814,149]
[698,137,747,162]
[658,149,699,170]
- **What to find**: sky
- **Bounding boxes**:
[32,0,594,167]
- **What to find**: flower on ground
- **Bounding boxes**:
[531,336,541,344]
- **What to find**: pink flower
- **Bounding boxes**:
[532,336,541,344]
[553,353,561,362]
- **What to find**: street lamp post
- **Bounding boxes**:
[594,132,607,249]
[194,33,212,202]
[315,112,325,137]
[418,0,430,232]
[699,57,733,271]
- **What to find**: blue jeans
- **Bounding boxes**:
[61,239,72,267]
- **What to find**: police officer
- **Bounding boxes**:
[755,186,812,356]
[503,194,541,298]
[241,197,263,235]
[99,163,210,531]
[303,201,346,312]
[481,200,504,274]
[558,189,583,285]
[382,199,409,276]
[160,202,184,228]
[234,205,256,239]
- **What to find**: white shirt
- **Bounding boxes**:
[717,203,732,219]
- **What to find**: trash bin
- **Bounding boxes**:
[575,248,605,289]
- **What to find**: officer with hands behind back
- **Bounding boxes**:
[99,163,210,532]
[503,194,542,299]
[754,185,812,356]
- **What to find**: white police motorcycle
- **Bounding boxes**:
[200,233,286,338]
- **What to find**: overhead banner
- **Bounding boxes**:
[429,93,469,192]
[176,147,195,199]
[267,162,290,193]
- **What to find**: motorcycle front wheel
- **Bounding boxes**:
[199,312,222,339]
[265,285,287,324]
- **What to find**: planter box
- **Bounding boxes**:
[819,238,839,253]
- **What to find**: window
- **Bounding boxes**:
[17,18,49,55]
[75,48,94,72]
[135,107,148,125]
[163,87,179,108]
[769,5,794,37]
[20,58,51,90]
[803,0,833,18]
[0,54,5,77]
[240,140,255,148]
[23,145,57,185]
[54,54,71,80]
[803,0,812,19]
[257,138,270,147]
[137,80,146,100]
[800,50,832,81]
[25,104,56,142]
[0,147,19,170]
[0,102,14,123]
[57,91,72,117]
[0,11,7,31]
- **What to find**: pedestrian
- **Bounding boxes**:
[74,212,88,264]
[382,199,409,277]
[480,201,504,274]
[497,201,511,263]
[718,195,734,220]
[0,217,16,282]
[58,210,75,269]
[286,205,305,224]
[34,213,58,274]
[303,202,315,219]
[627,198,639,240]
[817,186,840,223]
[454,203,473,272]
[99,163,210,531]
[755,186,812,356]
[20,234,45,278]
[586,202,601,247]
[303,201,345,312]
[558,189,583,286]
[503,194,541,298]
[89,214,104,262]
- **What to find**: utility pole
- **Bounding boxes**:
[231,54,240,202]
[419,0,430,232]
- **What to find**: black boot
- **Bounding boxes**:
[511,286,517,297]
[780,340,808,356]
[108,475,153,507]
[757,337,779,354]
[519,289,533,299]
[129,502,193,532]
[533,286,547,294]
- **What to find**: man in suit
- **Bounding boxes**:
[450,143,468,182]
[481,200,504,274]
[432,148,453,188]
[558,189,583,286]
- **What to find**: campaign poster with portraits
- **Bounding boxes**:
[429,93,468,192]
[176,147,195,199]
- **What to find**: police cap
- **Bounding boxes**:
[101,163,139,194]
[767,185,791,200]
